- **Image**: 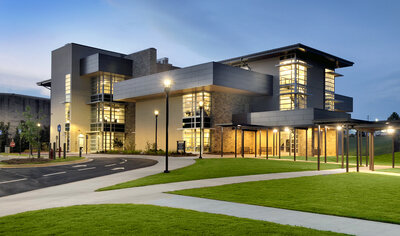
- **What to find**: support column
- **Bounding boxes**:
[336,129,339,163]
[254,131,257,158]
[259,130,262,157]
[241,129,244,158]
[356,130,359,172]
[234,126,237,158]
[220,127,224,158]
[305,128,308,161]
[294,128,296,161]
[312,127,315,156]
[346,125,349,173]
[317,125,321,171]
[273,131,275,156]
[266,128,268,159]
[278,129,281,159]
[366,132,369,167]
[289,129,292,157]
[392,134,395,168]
[360,132,363,165]
[341,128,344,169]
[324,126,327,163]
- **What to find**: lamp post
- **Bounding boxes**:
[154,110,159,151]
[18,129,21,155]
[163,79,171,173]
[199,101,204,159]
[388,127,395,168]
[37,123,41,158]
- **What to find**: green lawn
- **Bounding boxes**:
[0,152,29,157]
[0,204,345,236]
[98,158,343,191]
[172,173,400,224]
[271,152,400,166]
[377,168,400,174]
[0,156,84,165]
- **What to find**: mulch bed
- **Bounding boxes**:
[1,158,51,165]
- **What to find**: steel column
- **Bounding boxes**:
[317,125,320,171]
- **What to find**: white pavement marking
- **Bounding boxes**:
[77,167,96,171]
[0,178,27,185]
[111,167,125,171]
[42,171,66,177]
[119,159,127,164]
[72,165,87,168]
[105,163,116,167]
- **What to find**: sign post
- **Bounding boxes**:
[57,124,61,158]
[0,130,3,153]
[10,139,15,153]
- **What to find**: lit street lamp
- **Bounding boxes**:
[199,101,204,159]
[154,110,159,151]
[37,123,41,158]
[163,79,171,173]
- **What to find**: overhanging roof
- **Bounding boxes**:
[37,79,51,90]
[219,43,354,69]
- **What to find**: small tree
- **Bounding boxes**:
[18,106,42,158]
[12,126,29,153]
[388,112,400,121]
[0,122,10,153]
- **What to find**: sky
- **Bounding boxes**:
[0,0,399,120]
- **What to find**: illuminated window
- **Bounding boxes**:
[325,69,335,111]
[183,92,211,117]
[278,59,309,110]
[183,128,210,153]
[65,74,71,102]
[65,103,70,123]
[91,72,125,96]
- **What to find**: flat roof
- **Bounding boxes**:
[219,43,354,69]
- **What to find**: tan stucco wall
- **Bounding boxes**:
[135,96,183,152]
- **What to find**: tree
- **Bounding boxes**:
[18,106,43,158]
[388,112,400,121]
[12,125,29,153]
[0,122,10,153]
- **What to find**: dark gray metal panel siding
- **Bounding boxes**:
[80,53,133,76]
[335,94,353,112]
[114,62,273,101]
[213,63,273,95]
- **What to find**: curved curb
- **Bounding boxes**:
[0,158,93,169]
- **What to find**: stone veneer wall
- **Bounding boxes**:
[210,92,250,153]
[124,103,136,150]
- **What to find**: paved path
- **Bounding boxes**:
[1,155,400,236]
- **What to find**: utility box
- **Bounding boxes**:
[4,146,10,154]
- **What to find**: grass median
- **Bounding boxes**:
[172,172,400,224]
[98,158,343,191]
[0,156,84,165]
[0,204,346,235]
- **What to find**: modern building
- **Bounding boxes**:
[38,43,354,156]
[0,93,50,135]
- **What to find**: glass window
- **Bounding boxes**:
[183,128,210,153]
[279,59,308,110]
[325,69,335,111]
[65,74,71,102]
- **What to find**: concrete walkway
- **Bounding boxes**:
[1,155,400,236]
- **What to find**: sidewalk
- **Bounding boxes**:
[1,155,399,236]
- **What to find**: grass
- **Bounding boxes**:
[0,204,346,235]
[271,152,400,166]
[0,156,84,165]
[172,172,400,224]
[377,168,400,174]
[0,152,29,157]
[98,158,343,191]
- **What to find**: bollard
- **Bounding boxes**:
[63,143,66,159]
[53,142,56,159]
[38,143,41,158]
[79,147,82,157]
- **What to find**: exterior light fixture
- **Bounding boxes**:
[163,78,172,173]
[387,127,395,134]
[199,101,204,159]
[375,118,379,122]
[154,110,159,151]
[37,123,41,127]
[337,126,342,131]
[273,129,278,133]
[284,127,289,132]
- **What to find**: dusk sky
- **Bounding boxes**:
[0,0,399,120]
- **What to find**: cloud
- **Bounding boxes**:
[0,71,49,98]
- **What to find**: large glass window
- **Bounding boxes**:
[325,69,335,111]
[65,74,71,102]
[279,59,308,110]
[65,103,70,123]
[183,129,210,153]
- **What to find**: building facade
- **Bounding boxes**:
[39,43,353,156]
[0,93,50,135]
